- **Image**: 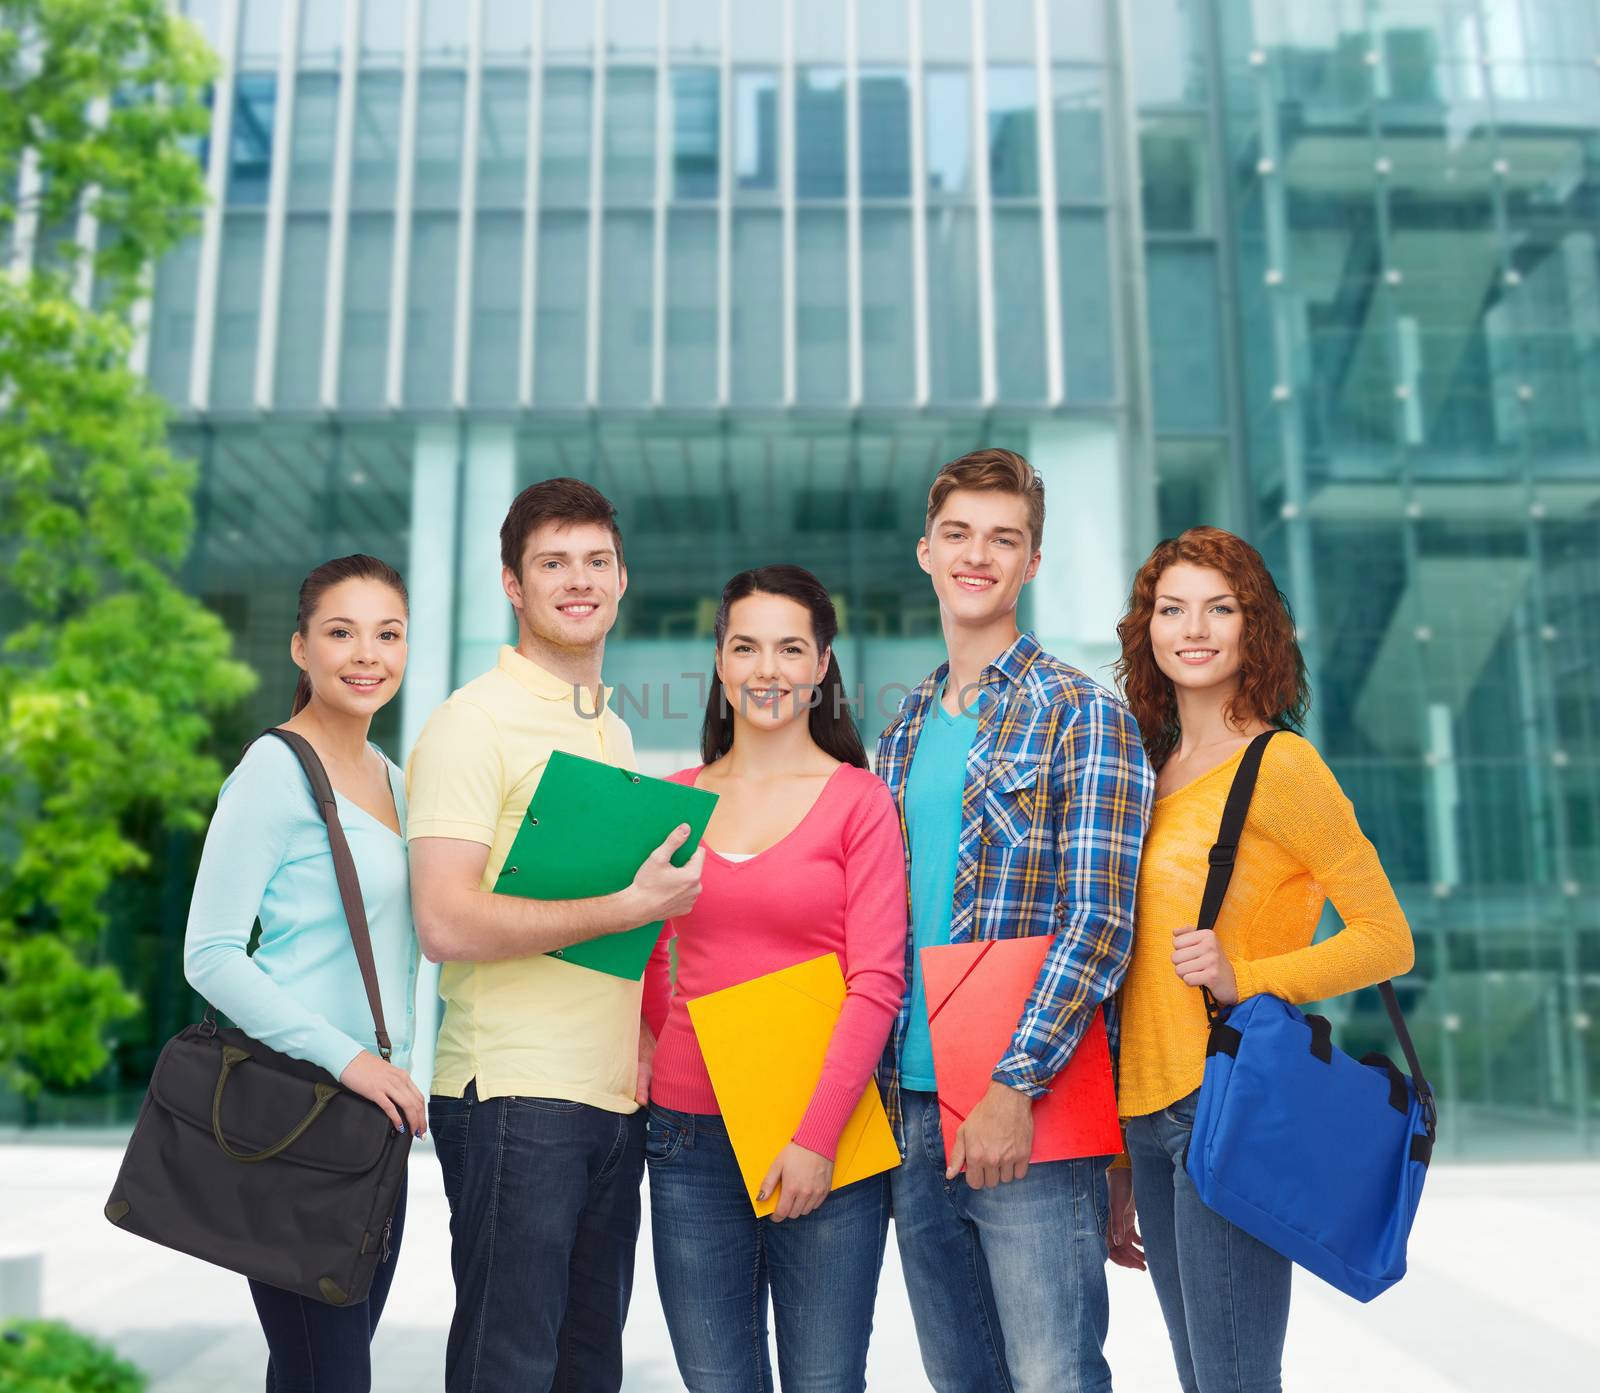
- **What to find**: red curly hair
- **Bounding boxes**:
[1113,527,1309,770]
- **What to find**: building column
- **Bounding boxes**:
[453,422,518,688]
[401,423,463,757]
[1025,418,1133,685]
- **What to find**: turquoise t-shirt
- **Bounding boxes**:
[899,686,984,1091]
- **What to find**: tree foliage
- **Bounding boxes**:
[0,1,256,1094]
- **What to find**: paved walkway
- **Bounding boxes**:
[1,1141,1594,1391]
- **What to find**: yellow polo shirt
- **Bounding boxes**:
[406,644,642,1111]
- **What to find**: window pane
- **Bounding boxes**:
[605,69,656,203]
[211,213,265,408]
[275,215,328,408]
[414,71,467,209]
[541,71,593,206]
[238,0,283,67]
[1129,0,1209,103]
[796,67,847,198]
[1048,0,1105,60]
[1141,113,1211,233]
[288,72,338,211]
[1148,243,1223,430]
[606,0,657,61]
[732,209,783,402]
[361,0,405,66]
[794,0,845,63]
[535,211,588,403]
[921,0,972,64]
[484,0,534,59]
[351,71,404,211]
[478,70,529,209]
[987,66,1038,197]
[470,212,522,406]
[985,0,1034,62]
[670,0,720,57]
[735,70,779,193]
[797,210,848,401]
[227,74,276,206]
[404,214,458,406]
[859,69,911,197]
[298,0,342,66]
[600,210,653,404]
[665,209,718,405]
[148,238,202,403]
[423,0,468,59]
[993,207,1047,399]
[858,0,909,63]
[1060,209,1113,402]
[925,69,972,196]
[926,207,980,399]
[862,209,914,404]
[672,68,720,199]
[339,214,393,406]
[1053,69,1105,202]
[544,3,594,62]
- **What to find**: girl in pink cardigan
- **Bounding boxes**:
[642,564,907,1393]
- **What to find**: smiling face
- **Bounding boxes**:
[504,520,628,654]
[291,577,408,717]
[714,592,830,736]
[1148,561,1246,698]
[917,487,1041,628]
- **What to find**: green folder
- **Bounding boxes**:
[492,750,718,980]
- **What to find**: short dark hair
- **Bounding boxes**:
[500,477,625,577]
[926,447,1045,553]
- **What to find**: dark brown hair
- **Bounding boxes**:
[290,555,409,717]
[1112,526,1309,770]
[500,477,625,579]
[701,565,868,770]
[925,447,1045,552]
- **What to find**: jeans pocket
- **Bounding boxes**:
[644,1106,685,1164]
[504,1094,585,1114]
[1161,1088,1201,1129]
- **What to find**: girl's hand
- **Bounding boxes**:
[757,1142,834,1222]
[340,1050,427,1136]
[1171,926,1239,1005]
[1106,1165,1145,1271]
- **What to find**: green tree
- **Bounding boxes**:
[0,1,256,1094]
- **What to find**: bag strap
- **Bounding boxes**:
[230,727,394,1061]
[1195,729,1436,1135]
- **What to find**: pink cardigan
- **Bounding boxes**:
[642,763,908,1159]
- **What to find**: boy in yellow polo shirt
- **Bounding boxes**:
[407,478,703,1393]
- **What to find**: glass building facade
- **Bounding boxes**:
[42,0,1600,1153]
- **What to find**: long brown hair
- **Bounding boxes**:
[1113,527,1308,770]
[700,565,867,769]
[290,555,409,717]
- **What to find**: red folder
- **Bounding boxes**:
[922,936,1122,1169]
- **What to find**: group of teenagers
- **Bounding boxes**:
[182,447,1415,1393]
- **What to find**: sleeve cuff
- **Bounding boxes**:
[792,1077,867,1160]
[406,818,496,845]
[1229,956,1259,1003]
[309,1028,369,1082]
[991,1053,1052,1099]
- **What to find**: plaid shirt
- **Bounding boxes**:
[875,631,1153,1145]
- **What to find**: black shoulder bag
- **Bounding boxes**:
[104,728,411,1306]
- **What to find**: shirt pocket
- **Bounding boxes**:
[980,756,1045,849]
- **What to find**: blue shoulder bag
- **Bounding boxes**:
[1184,731,1437,1302]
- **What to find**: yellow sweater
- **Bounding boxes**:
[1116,732,1415,1119]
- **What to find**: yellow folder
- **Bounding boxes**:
[686,952,900,1217]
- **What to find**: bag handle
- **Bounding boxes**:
[204,728,394,1061]
[211,1044,341,1162]
[1196,730,1436,1134]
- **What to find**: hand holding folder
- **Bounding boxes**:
[688,953,900,1217]
[492,751,717,980]
[922,936,1122,1170]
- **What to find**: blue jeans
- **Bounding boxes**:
[428,1082,646,1393]
[1124,1089,1291,1393]
[646,1105,890,1393]
[891,1090,1112,1393]
[248,1174,407,1393]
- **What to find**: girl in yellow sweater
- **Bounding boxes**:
[1109,527,1414,1393]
